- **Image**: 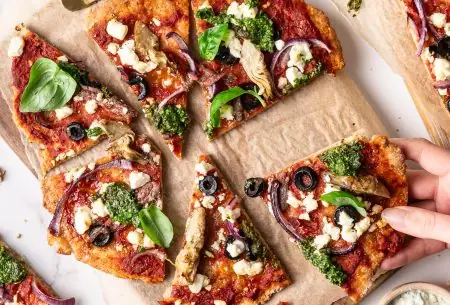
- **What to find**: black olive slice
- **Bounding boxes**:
[240,83,261,111]
[244,178,266,197]
[128,74,149,100]
[429,37,450,59]
[224,236,245,260]
[215,46,239,65]
[334,206,359,227]
[79,73,101,89]
[88,224,113,247]
[66,122,86,141]
[447,98,450,112]
[328,240,356,256]
[293,166,318,191]
[198,175,218,195]
[244,237,258,261]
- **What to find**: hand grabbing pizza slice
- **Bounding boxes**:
[162,155,290,305]
[88,0,194,159]
[0,239,76,305]
[245,135,408,302]
[192,0,345,139]
[8,25,137,174]
[41,131,172,283]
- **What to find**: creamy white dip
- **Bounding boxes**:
[389,290,450,305]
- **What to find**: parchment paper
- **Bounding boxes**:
[331,0,450,149]
[0,1,388,304]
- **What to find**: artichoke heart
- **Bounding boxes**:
[134,21,167,65]
[330,174,391,198]
[240,39,273,99]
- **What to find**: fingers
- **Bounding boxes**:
[382,206,450,244]
[407,170,438,201]
[381,238,446,270]
[390,138,450,176]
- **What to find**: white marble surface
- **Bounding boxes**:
[0,0,449,305]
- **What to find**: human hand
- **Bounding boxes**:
[381,138,450,270]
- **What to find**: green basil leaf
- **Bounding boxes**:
[209,86,266,128]
[320,191,367,216]
[139,205,173,248]
[86,127,104,138]
[198,24,229,60]
[20,58,77,113]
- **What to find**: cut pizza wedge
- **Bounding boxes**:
[8,25,137,174]
[0,239,76,304]
[245,135,408,302]
[88,0,194,159]
[401,0,450,111]
[42,131,172,283]
[192,0,345,139]
[162,155,290,305]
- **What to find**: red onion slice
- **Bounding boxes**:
[270,180,305,241]
[329,243,356,255]
[158,87,187,110]
[434,80,450,89]
[130,249,167,265]
[48,159,133,236]
[32,281,75,305]
[413,0,427,56]
[166,32,189,52]
[309,39,332,54]
[167,32,198,79]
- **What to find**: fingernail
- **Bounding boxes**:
[381,208,407,226]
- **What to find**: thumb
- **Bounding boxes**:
[382,206,450,244]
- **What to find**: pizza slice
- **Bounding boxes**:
[8,25,137,174]
[0,239,76,304]
[88,0,194,159]
[192,0,344,139]
[402,0,450,111]
[245,135,408,302]
[41,131,172,283]
[162,155,290,305]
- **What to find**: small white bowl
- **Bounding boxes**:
[379,282,450,305]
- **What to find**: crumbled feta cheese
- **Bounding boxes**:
[152,18,161,26]
[224,30,242,58]
[430,13,447,28]
[153,154,161,165]
[338,211,354,227]
[286,191,302,208]
[240,3,257,18]
[188,274,210,294]
[162,78,173,87]
[287,41,312,71]
[285,67,301,86]
[218,206,241,223]
[88,162,96,171]
[143,235,155,248]
[106,19,129,40]
[322,217,340,241]
[66,150,75,158]
[214,301,227,305]
[341,225,358,243]
[99,182,113,194]
[199,0,212,9]
[227,1,243,19]
[275,39,285,51]
[195,161,213,175]
[299,212,310,220]
[355,217,371,237]
[439,88,448,96]
[133,61,158,74]
[211,228,226,251]
[55,106,73,120]
[313,234,330,250]
[85,99,98,114]
[107,43,120,55]
[220,104,234,121]
[74,206,92,235]
[92,198,109,217]
[303,194,318,212]
[193,200,201,208]
[226,239,246,258]
[118,40,155,73]
[433,58,450,81]
[73,95,83,102]
[371,204,383,215]
[127,230,144,246]
[129,171,151,189]
[201,195,216,209]
[141,143,151,153]
[278,77,288,89]
[8,36,25,57]
[233,260,264,276]
[218,193,226,202]
[423,47,434,63]
[64,166,86,183]
[57,55,69,62]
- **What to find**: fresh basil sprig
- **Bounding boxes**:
[320,191,367,216]
[139,205,173,248]
[20,58,77,113]
[209,86,266,128]
[198,24,229,60]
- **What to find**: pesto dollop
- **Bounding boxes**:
[144,104,189,136]
[299,239,347,286]
[347,0,363,16]
[102,183,141,227]
[0,246,27,284]
[320,142,364,176]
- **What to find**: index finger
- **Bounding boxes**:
[390,138,450,176]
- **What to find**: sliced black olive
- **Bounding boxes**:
[66,122,86,141]
[334,205,359,227]
[240,83,261,111]
[79,72,101,89]
[273,26,281,41]
[329,241,356,256]
[293,166,318,191]
[224,235,245,260]
[128,74,149,100]
[447,98,450,111]
[429,37,450,59]
[88,224,113,247]
[244,177,266,197]
[215,46,239,65]
[198,175,218,195]
[244,237,258,261]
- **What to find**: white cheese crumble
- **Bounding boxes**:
[64,166,86,183]
[118,40,157,73]
[141,143,151,153]
[423,47,434,63]
[302,194,318,212]
[107,43,120,55]
[299,212,310,221]
[214,301,227,305]
[226,239,246,258]
[188,274,210,294]
[285,67,301,86]
[286,191,302,208]
[275,40,285,51]
[322,217,340,241]
[127,230,143,246]
[211,228,226,251]
[91,198,109,217]
[57,55,69,62]
[74,206,92,235]
[341,225,358,243]
[201,195,216,209]
[371,204,383,215]
[224,30,242,58]
[233,259,264,276]
[73,95,83,102]
[227,1,257,19]
[195,161,213,175]
[88,162,96,171]
[199,0,212,9]
[218,206,241,223]
[8,36,25,57]
[55,106,73,120]
[277,76,288,89]
[355,217,371,237]
[129,171,151,189]
[433,58,450,81]
[287,41,312,72]
[106,19,129,40]
[85,99,98,114]
[152,18,161,26]
[220,104,234,121]
[313,234,330,250]
[338,211,354,227]
[99,182,113,195]
[430,13,447,28]
[438,88,448,96]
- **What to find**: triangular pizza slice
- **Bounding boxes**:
[192,0,344,139]
[245,135,408,301]
[42,131,172,283]
[8,25,137,174]
[88,0,194,159]
[0,239,76,304]
[162,155,290,305]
